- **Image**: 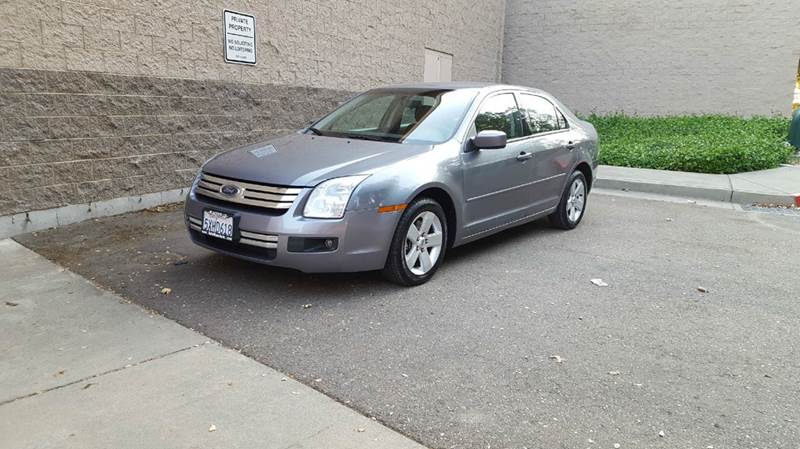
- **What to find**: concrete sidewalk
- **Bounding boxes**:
[595,165,800,206]
[0,239,425,449]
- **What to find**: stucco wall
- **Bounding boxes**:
[0,0,506,217]
[503,0,800,116]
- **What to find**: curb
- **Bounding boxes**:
[594,177,733,203]
[595,166,800,207]
[0,188,188,240]
[731,190,800,208]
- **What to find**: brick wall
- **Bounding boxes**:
[0,0,506,217]
[503,0,800,116]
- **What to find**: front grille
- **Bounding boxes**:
[188,216,278,249]
[189,229,277,261]
[195,172,302,212]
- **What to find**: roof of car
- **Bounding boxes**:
[374,82,547,95]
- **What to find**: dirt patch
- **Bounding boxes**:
[16,203,193,291]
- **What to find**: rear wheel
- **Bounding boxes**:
[382,198,447,286]
[549,170,588,230]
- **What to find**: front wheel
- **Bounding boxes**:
[382,198,447,286]
[549,171,588,230]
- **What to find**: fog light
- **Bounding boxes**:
[287,237,339,253]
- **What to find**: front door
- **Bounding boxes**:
[461,93,534,236]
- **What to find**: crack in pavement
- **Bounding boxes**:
[0,343,207,407]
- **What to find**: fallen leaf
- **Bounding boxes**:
[659,430,665,437]
[549,355,564,363]
[161,287,172,295]
[208,424,216,432]
[302,304,312,309]
[697,286,708,293]
[357,428,365,433]
[173,260,188,266]
[54,369,65,377]
[590,279,609,287]
[82,383,94,390]
[608,371,621,376]
[5,301,18,307]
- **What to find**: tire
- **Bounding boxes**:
[548,170,588,230]
[382,198,448,286]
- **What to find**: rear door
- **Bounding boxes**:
[516,93,575,213]
[461,93,535,236]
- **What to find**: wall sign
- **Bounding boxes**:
[223,10,256,65]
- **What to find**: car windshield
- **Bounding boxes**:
[310,88,479,144]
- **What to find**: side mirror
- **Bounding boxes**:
[469,130,507,151]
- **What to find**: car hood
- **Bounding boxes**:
[202,133,432,187]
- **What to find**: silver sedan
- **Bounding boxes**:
[185,83,598,285]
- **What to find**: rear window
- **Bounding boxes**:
[518,94,560,135]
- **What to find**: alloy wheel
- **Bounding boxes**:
[566,178,585,223]
[403,211,444,276]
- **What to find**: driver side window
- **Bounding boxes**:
[474,93,523,139]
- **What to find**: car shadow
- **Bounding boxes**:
[184,217,558,297]
[445,217,555,264]
[191,250,395,294]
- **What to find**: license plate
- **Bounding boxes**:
[202,210,235,241]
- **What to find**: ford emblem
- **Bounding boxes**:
[220,184,241,197]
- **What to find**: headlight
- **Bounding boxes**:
[303,175,369,219]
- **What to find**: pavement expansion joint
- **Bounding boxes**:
[0,344,206,407]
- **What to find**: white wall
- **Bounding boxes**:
[503,0,800,116]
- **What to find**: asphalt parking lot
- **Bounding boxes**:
[17,193,800,449]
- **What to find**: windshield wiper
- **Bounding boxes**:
[307,127,324,136]
[345,134,398,142]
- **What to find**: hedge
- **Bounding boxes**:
[585,114,793,174]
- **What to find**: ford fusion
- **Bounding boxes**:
[186,83,598,285]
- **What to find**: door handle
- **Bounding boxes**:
[516,151,533,161]
[567,141,576,151]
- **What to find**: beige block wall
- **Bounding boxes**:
[503,0,800,116]
[0,0,506,217]
[0,0,505,90]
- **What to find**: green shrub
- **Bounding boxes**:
[584,114,793,174]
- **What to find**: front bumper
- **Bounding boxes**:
[184,189,399,273]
